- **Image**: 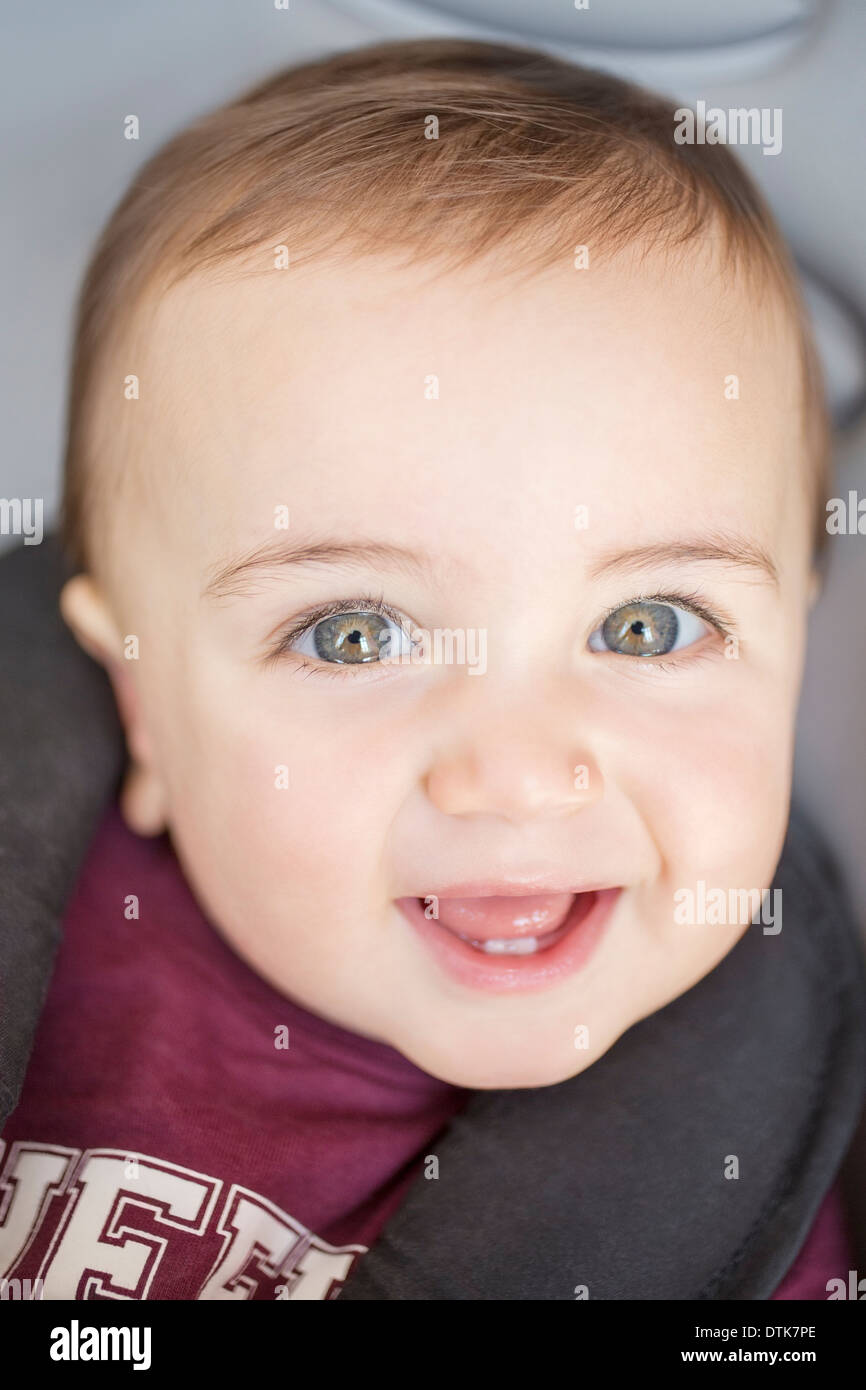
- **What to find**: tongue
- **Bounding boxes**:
[433,893,576,941]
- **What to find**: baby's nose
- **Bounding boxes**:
[425,731,602,824]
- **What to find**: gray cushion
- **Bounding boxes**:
[0,537,124,1126]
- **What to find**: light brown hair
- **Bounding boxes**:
[61,37,830,573]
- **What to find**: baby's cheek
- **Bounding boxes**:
[623,688,793,894]
[171,689,393,902]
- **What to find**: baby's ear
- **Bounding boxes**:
[59,575,168,837]
[59,574,125,666]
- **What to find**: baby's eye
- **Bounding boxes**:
[289,609,414,665]
[587,600,709,657]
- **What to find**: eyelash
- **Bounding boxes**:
[261,592,407,675]
[262,588,736,676]
[591,589,734,674]
[594,589,733,634]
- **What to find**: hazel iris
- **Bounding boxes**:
[313,611,392,663]
[601,601,679,656]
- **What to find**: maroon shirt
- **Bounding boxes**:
[0,804,852,1299]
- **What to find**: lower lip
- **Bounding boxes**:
[396,888,621,993]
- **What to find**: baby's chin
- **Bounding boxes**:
[383,1020,626,1091]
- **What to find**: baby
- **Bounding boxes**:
[1,38,864,1303]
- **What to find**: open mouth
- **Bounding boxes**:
[427,890,597,955]
[396,887,621,992]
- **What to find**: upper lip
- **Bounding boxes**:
[406,881,619,898]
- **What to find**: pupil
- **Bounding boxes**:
[347,629,363,645]
[631,621,645,635]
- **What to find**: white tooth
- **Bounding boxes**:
[481,937,538,955]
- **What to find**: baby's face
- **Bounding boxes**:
[89,244,814,1088]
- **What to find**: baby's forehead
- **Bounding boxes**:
[146,242,798,421]
[112,247,806,585]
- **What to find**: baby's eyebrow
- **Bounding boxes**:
[202,536,443,600]
[203,532,780,600]
[586,536,780,588]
